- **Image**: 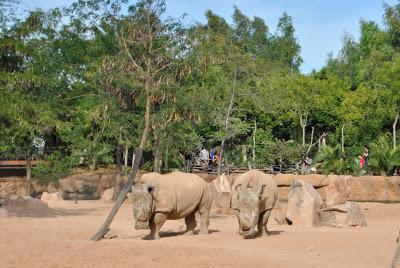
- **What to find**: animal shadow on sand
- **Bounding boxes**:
[142,229,220,240]
[253,230,283,238]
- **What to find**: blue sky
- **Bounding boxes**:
[26,0,398,73]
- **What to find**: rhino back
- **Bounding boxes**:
[231,170,278,211]
[140,172,206,219]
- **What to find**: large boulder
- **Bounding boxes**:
[325,176,349,206]
[209,181,231,210]
[40,192,63,203]
[3,195,55,217]
[319,202,367,227]
[286,179,323,227]
[214,174,231,193]
[59,175,100,200]
[101,188,114,201]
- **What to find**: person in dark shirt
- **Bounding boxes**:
[363,145,370,169]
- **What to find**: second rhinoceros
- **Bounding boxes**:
[132,172,213,239]
[231,170,278,238]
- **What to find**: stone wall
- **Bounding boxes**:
[199,173,400,202]
[0,171,119,200]
[2,172,400,202]
[275,174,400,202]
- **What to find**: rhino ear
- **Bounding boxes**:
[257,185,266,198]
[147,186,155,194]
[235,184,242,196]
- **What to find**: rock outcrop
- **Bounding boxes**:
[325,176,349,206]
[101,188,114,201]
[319,202,367,227]
[59,172,117,200]
[40,192,63,203]
[3,195,56,217]
[286,180,323,227]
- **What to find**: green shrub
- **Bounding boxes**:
[369,137,400,176]
[33,152,76,184]
[314,145,355,175]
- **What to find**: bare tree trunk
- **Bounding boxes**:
[307,132,327,155]
[241,145,247,165]
[131,151,136,169]
[26,156,32,196]
[91,104,147,239]
[153,147,162,173]
[218,68,237,175]
[393,112,399,149]
[91,15,154,240]
[300,114,308,146]
[306,127,314,154]
[92,74,150,240]
[124,140,128,170]
[113,133,123,201]
[91,147,143,241]
[309,127,314,146]
[252,120,257,164]
[341,123,346,154]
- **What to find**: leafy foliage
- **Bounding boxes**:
[1,0,400,177]
[370,137,400,176]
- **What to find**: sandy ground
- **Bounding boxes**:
[0,200,399,268]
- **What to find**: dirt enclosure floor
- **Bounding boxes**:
[0,200,399,268]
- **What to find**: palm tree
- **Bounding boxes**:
[314,145,350,175]
[370,137,400,176]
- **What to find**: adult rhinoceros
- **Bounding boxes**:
[132,172,213,240]
[231,170,278,239]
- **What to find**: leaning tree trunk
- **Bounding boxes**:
[153,145,162,173]
[393,112,399,149]
[91,72,152,241]
[113,133,123,201]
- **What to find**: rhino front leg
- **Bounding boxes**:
[257,210,272,237]
[184,211,197,235]
[149,212,168,240]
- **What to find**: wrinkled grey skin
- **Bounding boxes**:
[233,185,268,239]
[132,185,154,230]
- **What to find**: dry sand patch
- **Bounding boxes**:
[0,200,398,267]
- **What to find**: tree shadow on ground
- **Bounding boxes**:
[5,207,99,218]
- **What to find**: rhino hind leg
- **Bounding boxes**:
[198,201,211,235]
[257,210,272,237]
[184,211,197,235]
[198,187,213,235]
[149,212,168,240]
[198,208,210,235]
